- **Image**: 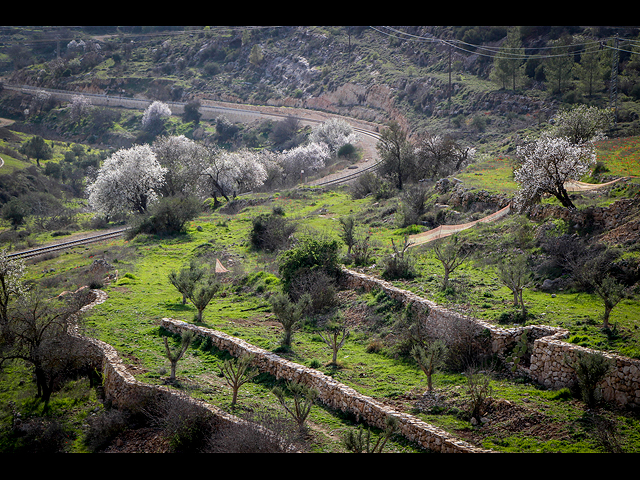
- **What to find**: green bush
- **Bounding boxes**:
[277,238,341,295]
[249,212,296,252]
[128,195,201,238]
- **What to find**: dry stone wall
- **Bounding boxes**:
[341,267,640,409]
[79,288,486,452]
[159,317,490,453]
[72,290,267,446]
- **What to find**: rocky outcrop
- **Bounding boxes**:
[529,197,640,243]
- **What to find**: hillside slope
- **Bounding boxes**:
[3,26,640,148]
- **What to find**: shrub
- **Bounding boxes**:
[249,213,296,252]
[83,409,129,452]
[381,236,416,280]
[128,195,201,238]
[278,238,341,295]
[564,350,614,407]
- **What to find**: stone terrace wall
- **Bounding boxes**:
[77,288,486,452]
[159,317,490,453]
[341,267,640,409]
[73,290,266,446]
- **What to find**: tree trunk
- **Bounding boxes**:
[603,303,613,330]
[555,185,575,209]
[442,268,450,290]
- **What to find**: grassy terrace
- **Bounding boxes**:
[3,135,640,453]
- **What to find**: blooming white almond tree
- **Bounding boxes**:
[199,148,267,203]
[142,101,172,131]
[86,144,167,217]
[551,104,613,145]
[278,141,329,180]
[513,134,596,212]
[152,135,207,197]
[308,118,359,154]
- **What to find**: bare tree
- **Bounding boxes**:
[0,292,90,406]
[317,311,349,366]
[430,234,472,290]
[220,353,260,407]
[0,248,26,336]
[163,330,195,382]
[414,133,475,180]
[376,121,415,190]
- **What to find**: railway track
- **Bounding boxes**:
[8,228,128,260]
[310,127,382,188]
[4,85,386,257]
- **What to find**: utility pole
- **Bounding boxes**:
[610,35,619,126]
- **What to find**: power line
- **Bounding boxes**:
[369,26,639,61]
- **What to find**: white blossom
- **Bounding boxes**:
[551,104,613,145]
[308,118,359,154]
[142,101,172,131]
[86,144,167,217]
[152,135,206,197]
[69,94,92,122]
[278,141,329,178]
[513,134,596,212]
[199,148,267,200]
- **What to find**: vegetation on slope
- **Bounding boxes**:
[2,26,640,453]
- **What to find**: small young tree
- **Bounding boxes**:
[382,235,415,280]
[338,216,356,256]
[272,380,318,432]
[496,254,532,319]
[188,276,221,323]
[567,245,627,330]
[317,311,349,366]
[411,339,448,393]
[269,292,311,348]
[465,367,493,424]
[163,330,195,382]
[564,350,614,408]
[168,260,205,305]
[430,234,471,290]
[342,416,399,454]
[220,353,260,408]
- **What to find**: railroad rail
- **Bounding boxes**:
[8,228,128,259]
